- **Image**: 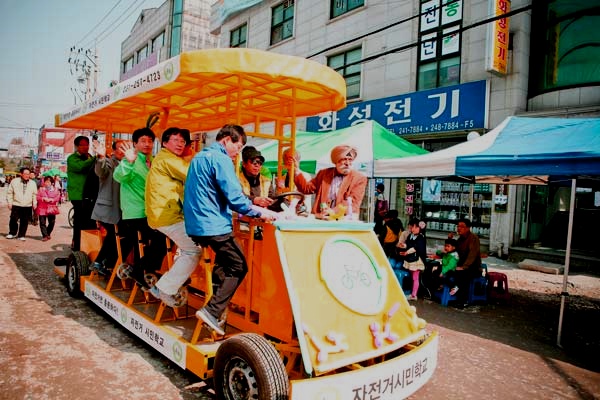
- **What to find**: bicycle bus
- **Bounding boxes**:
[53,48,438,399]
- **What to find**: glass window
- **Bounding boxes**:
[230,24,247,48]
[170,0,183,56]
[331,0,365,19]
[137,45,148,63]
[152,32,165,53]
[271,0,294,45]
[529,0,600,96]
[328,47,362,100]
[417,0,462,90]
[123,57,134,73]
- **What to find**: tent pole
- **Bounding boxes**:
[557,178,576,348]
[469,183,474,221]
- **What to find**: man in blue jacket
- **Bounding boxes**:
[184,124,278,335]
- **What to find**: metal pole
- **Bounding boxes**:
[557,178,576,347]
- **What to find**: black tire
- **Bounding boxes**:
[214,333,289,400]
[68,207,75,228]
[66,251,90,298]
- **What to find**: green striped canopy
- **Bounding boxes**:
[258,120,428,177]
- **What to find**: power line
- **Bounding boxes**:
[76,0,124,47]
[86,0,147,48]
[331,3,534,71]
[308,0,462,59]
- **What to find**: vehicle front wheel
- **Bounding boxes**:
[214,333,289,400]
[66,251,90,297]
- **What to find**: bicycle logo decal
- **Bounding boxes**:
[320,236,387,315]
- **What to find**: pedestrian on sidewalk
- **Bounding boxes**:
[6,167,38,241]
[36,176,61,241]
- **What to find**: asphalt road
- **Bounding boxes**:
[0,188,598,399]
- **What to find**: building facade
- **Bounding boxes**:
[210,0,600,257]
[120,0,218,82]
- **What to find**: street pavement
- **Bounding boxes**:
[0,187,598,399]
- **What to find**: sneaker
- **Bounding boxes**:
[449,286,459,296]
[41,236,50,242]
[407,294,418,301]
[18,237,26,241]
[97,263,109,276]
[159,291,180,308]
[196,308,225,336]
[148,285,161,300]
[6,234,15,239]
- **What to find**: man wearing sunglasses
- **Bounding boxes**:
[239,146,275,208]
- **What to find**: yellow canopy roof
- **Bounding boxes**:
[55,48,346,134]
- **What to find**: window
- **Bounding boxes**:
[123,57,134,73]
[152,32,165,53]
[328,47,362,100]
[230,24,247,48]
[331,0,364,19]
[137,45,148,63]
[529,0,600,96]
[271,0,294,45]
[417,0,463,90]
[170,0,183,56]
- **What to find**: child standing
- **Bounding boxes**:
[397,218,427,300]
[432,238,460,294]
[36,176,61,241]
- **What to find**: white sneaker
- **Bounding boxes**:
[6,234,14,239]
[18,237,26,241]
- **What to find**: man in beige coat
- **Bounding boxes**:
[6,167,38,240]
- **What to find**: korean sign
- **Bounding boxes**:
[486,0,510,75]
[306,80,488,135]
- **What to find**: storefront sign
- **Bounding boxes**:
[306,80,488,135]
[486,0,510,75]
[494,184,508,212]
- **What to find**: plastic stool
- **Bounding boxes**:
[487,271,510,302]
[433,285,458,307]
[469,277,488,304]
[468,263,488,304]
[393,268,412,296]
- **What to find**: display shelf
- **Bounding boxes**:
[421,181,492,237]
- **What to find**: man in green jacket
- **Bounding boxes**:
[113,127,166,289]
[67,135,96,251]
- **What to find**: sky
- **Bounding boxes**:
[0,0,165,148]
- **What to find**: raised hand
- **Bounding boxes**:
[119,141,137,163]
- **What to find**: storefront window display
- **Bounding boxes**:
[394,179,492,238]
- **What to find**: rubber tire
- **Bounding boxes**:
[214,333,289,400]
[66,251,90,298]
[68,207,75,228]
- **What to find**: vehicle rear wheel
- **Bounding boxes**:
[214,333,289,400]
[66,251,90,297]
[68,207,75,228]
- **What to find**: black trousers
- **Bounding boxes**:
[9,206,32,238]
[95,221,134,270]
[38,215,56,238]
[190,232,247,319]
[71,199,96,251]
[121,218,167,286]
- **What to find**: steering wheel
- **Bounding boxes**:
[268,191,305,212]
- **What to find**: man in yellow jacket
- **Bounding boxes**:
[145,127,199,306]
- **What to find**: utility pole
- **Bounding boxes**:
[68,45,99,103]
